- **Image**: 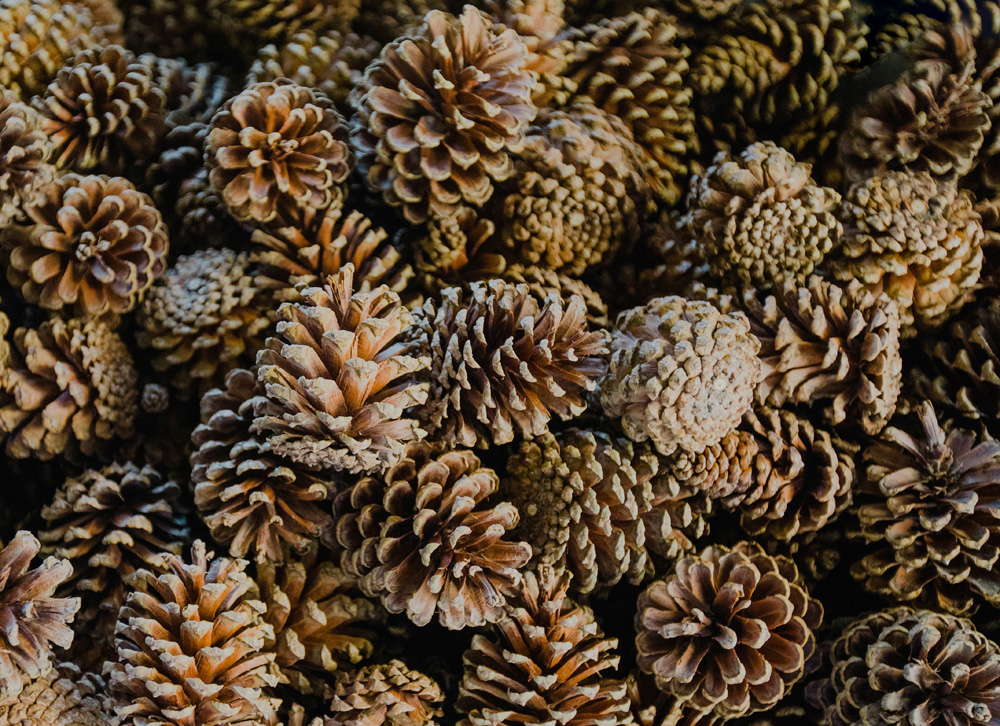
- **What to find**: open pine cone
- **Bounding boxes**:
[660,428,757,502]
[327,660,444,725]
[0,89,54,226]
[207,0,361,50]
[0,662,106,726]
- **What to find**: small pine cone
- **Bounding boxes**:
[0,531,79,705]
[500,263,609,327]
[108,541,279,726]
[0,663,106,726]
[681,142,842,293]
[829,171,984,335]
[352,0,446,43]
[457,568,631,726]
[350,6,537,224]
[334,442,531,629]
[34,45,167,173]
[2,173,168,320]
[601,296,761,456]
[633,211,710,301]
[327,660,444,725]
[252,265,429,475]
[207,0,360,50]
[852,402,1000,615]
[0,317,138,461]
[660,428,758,501]
[503,429,658,593]
[413,207,507,292]
[409,280,608,448]
[641,471,714,569]
[636,542,822,720]
[174,167,248,254]
[206,80,353,227]
[0,90,54,226]
[191,368,333,565]
[135,248,271,396]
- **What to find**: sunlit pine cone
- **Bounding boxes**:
[350,6,537,224]
[485,0,569,103]
[0,90,54,226]
[206,0,360,51]
[0,662,106,726]
[0,317,138,461]
[659,428,758,502]
[636,541,822,720]
[457,567,631,725]
[601,295,761,456]
[327,660,444,725]
[108,540,279,726]
[206,80,353,227]
[409,279,608,448]
[2,173,168,320]
[828,171,984,335]
[333,442,531,629]
[191,368,333,565]
[681,142,842,293]
[641,469,714,570]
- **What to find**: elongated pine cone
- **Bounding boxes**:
[206,80,353,227]
[853,402,1000,615]
[503,429,658,593]
[2,173,168,319]
[108,541,279,726]
[0,89,54,225]
[191,368,333,565]
[0,317,138,460]
[409,279,608,447]
[327,660,444,725]
[682,142,842,292]
[350,6,537,223]
[457,567,631,725]
[636,541,822,720]
[601,295,761,456]
[252,265,429,474]
[0,662,106,725]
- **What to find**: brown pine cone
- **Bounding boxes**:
[631,211,710,302]
[108,541,279,726]
[409,279,608,448]
[660,429,757,502]
[191,368,333,565]
[2,173,168,320]
[206,80,353,227]
[0,531,79,705]
[0,89,54,226]
[147,56,232,130]
[0,317,138,461]
[207,0,360,50]
[457,567,631,725]
[601,296,761,456]
[135,248,271,396]
[681,142,842,292]
[0,662,106,726]
[413,207,507,292]
[350,6,537,224]
[485,0,569,102]
[327,660,444,725]
[499,264,609,327]
[636,541,822,720]
[352,0,447,43]
[174,167,248,254]
[252,265,429,475]
[642,470,714,570]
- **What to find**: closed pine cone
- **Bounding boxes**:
[327,660,444,726]
[0,89,54,226]
[660,428,757,502]
[0,662,105,726]
[206,0,360,50]
[413,206,507,292]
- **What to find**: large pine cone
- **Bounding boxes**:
[636,541,822,720]
[601,296,761,456]
[0,317,138,460]
[327,660,444,725]
[334,442,531,629]
[457,568,631,725]
[409,279,608,448]
[0,89,54,226]
[0,662,106,725]
[350,6,537,223]
[108,541,279,726]
[2,173,168,320]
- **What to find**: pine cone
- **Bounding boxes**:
[120,0,221,61]
[191,368,333,565]
[457,567,631,725]
[207,0,360,50]
[252,265,429,475]
[0,317,138,460]
[0,531,79,705]
[636,541,822,720]
[2,173,168,320]
[601,296,761,456]
[174,167,248,255]
[206,80,353,227]
[852,402,1000,615]
[681,142,842,292]
[327,660,444,725]
[0,89,54,226]
[409,279,608,448]
[632,211,710,302]
[350,6,537,224]
[413,207,507,292]
[352,0,446,43]
[500,264,609,328]
[641,470,714,569]
[135,248,271,396]
[659,429,757,502]
[0,662,105,726]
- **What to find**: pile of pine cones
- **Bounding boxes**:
[2,0,1000,724]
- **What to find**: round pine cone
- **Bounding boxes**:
[2,173,168,320]
[0,662,106,726]
[334,442,531,629]
[0,317,138,461]
[135,248,271,396]
[252,265,429,475]
[601,295,761,456]
[206,80,353,227]
[457,567,632,725]
[636,541,822,720]
[852,402,1000,615]
[191,368,333,565]
[409,279,608,448]
[350,6,537,224]
[681,142,842,293]
[0,89,54,226]
[34,45,167,173]
[327,660,444,725]
[207,0,360,50]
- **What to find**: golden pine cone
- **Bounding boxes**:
[327,660,444,726]
[0,662,106,726]
[207,0,360,50]
[0,89,54,226]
